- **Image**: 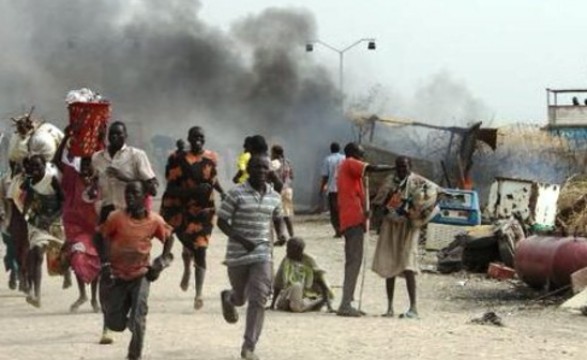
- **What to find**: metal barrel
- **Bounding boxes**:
[515,236,587,289]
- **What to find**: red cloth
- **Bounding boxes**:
[61,164,101,283]
[337,157,368,232]
[68,233,101,283]
[61,164,98,238]
[101,210,172,280]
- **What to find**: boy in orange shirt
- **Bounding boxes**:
[99,181,174,360]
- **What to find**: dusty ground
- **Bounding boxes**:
[0,214,585,360]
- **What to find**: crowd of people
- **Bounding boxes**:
[0,114,439,360]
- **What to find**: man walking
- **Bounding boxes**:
[217,154,287,360]
[320,142,345,237]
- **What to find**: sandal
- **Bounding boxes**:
[221,290,238,324]
[399,310,419,319]
[381,311,394,318]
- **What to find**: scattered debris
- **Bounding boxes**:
[571,267,587,294]
[470,311,504,327]
[533,285,571,302]
[560,287,587,311]
[485,177,560,227]
[456,280,468,287]
[487,263,516,281]
[436,217,524,274]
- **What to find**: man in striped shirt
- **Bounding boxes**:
[217,153,287,360]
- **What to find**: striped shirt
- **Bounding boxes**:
[218,181,283,267]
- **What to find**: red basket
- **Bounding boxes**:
[68,101,111,157]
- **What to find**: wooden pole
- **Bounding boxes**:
[358,175,370,312]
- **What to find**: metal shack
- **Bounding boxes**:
[545,88,587,149]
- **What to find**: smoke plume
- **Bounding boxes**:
[0,0,348,209]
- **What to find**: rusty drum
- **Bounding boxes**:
[515,236,587,289]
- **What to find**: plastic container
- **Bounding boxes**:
[431,189,481,226]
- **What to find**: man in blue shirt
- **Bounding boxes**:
[320,142,345,237]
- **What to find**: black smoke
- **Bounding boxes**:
[0,0,349,209]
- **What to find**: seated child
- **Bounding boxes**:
[270,237,334,313]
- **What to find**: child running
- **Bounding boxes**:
[98,181,174,360]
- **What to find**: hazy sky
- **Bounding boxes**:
[200,0,587,124]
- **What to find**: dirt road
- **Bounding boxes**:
[0,215,584,360]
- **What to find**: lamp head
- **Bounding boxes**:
[367,41,376,50]
[305,43,314,52]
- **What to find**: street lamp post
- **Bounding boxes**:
[306,38,376,112]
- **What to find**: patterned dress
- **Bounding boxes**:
[160,150,218,248]
[24,163,64,249]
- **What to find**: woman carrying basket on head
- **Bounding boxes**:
[54,127,102,313]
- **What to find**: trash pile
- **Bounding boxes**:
[429,174,587,314]
[436,217,524,275]
[470,311,504,327]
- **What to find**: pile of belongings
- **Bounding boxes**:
[436,217,525,274]
[65,88,103,104]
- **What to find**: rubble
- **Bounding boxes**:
[487,263,516,281]
[470,311,504,326]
